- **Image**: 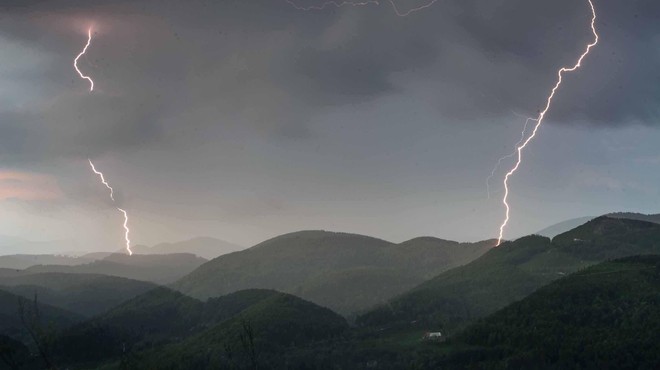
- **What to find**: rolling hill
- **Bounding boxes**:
[444,255,660,369]
[24,253,207,284]
[359,216,660,335]
[53,287,205,365]
[129,237,243,259]
[534,216,595,238]
[53,288,346,368]
[0,273,156,316]
[173,230,495,315]
[133,291,349,369]
[535,212,660,238]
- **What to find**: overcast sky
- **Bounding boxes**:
[1,0,659,252]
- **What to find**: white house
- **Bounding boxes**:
[423,332,443,341]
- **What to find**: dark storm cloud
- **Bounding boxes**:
[0,0,658,166]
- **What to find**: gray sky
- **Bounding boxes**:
[1,0,659,251]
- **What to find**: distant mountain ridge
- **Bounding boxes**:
[24,253,207,284]
[174,230,495,315]
[0,237,241,270]
[129,236,243,259]
[0,254,97,270]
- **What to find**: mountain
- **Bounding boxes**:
[445,255,660,369]
[0,237,239,270]
[173,230,494,315]
[0,273,156,316]
[24,253,207,284]
[129,237,243,259]
[359,216,660,335]
[0,254,96,270]
[535,212,660,238]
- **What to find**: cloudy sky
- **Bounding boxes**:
[1,0,659,252]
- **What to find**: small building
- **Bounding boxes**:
[423,332,444,341]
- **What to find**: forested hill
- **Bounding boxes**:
[446,255,660,369]
[173,230,494,315]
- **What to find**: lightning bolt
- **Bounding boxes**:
[387,0,438,17]
[285,0,439,17]
[117,208,132,256]
[496,0,599,246]
[486,116,535,199]
[74,28,133,256]
[88,159,114,201]
[88,159,133,255]
[74,27,94,92]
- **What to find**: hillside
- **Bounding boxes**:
[52,288,344,368]
[444,256,660,369]
[535,216,595,238]
[536,212,660,238]
[53,287,205,365]
[134,291,349,369]
[0,273,156,316]
[24,253,206,284]
[359,216,660,334]
[173,230,494,315]
[0,288,82,342]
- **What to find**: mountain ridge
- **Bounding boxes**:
[173,230,494,315]
[359,216,660,335]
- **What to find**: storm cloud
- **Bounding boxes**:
[0,0,657,164]
[0,0,659,248]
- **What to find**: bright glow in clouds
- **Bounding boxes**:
[73,27,94,91]
[496,0,599,246]
[88,159,133,255]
